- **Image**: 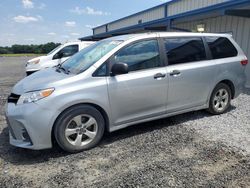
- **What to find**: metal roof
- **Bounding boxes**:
[79,0,250,41]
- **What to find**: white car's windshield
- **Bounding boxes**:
[62,40,123,74]
[47,44,63,56]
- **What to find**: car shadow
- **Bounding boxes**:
[101,105,236,145]
[0,105,236,165]
[243,87,250,95]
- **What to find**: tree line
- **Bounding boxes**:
[0,42,61,54]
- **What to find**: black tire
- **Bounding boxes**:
[54,105,105,153]
[207,83,232,115]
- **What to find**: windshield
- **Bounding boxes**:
[47,44,63,55]
[62,40,122,74]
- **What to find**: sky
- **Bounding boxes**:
[0,0,170,46]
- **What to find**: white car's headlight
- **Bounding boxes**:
[28,59,40,65]
[17,88,54,105]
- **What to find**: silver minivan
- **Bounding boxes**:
[5,32,248,153]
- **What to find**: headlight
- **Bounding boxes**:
[17,88,54,105]
[28,59,40,65]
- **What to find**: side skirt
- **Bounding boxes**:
[109,104,208,132]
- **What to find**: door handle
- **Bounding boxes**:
[169,70,181,76]
[154,73,166,79]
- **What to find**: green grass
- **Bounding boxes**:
[0,53,45,57]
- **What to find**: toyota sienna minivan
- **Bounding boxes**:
[5,32,247,153]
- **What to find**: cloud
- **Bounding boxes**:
[160,0,172,2]
[4,33,15,37]
[38,3,46,9]
[22,0,34,9]
[48,32,56,36]
[65,21,76,27]
[61,35,70,38]
[36,15,43,21]
[85,24,95,29]
[22,0,46,10]
[25,38,35,41]
[85,24,100,29]
[13,15,39,23]
[71,6,110,16]
[70,33,80,36]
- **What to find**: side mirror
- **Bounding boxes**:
[111,63,129,76]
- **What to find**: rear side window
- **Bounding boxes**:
[164,37,206,65]
[205,37,238,59]
[113,40,161,72]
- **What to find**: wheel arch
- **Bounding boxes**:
[206,79,236,108]
[51,103,110,146]
[217,79,235,99]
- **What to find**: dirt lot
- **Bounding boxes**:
[0,56,250,188]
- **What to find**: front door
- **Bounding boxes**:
[107,39,168,126]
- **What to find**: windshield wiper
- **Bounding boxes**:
[56,64,70,74]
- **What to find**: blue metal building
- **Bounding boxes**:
[80,0,250,87]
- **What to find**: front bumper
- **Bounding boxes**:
[26,70,37,76]
[25,63,40,74]
[5,102,58,150]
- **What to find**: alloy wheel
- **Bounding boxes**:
[65,114,98,146]
[213,88,229,112]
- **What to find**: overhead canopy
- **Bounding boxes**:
[225,9,250,18]
[79,0,250,41]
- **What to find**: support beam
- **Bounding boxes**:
[144,26,167,31]
[170,26,191,32]
[225,9,250,18]
[111,33,130,36]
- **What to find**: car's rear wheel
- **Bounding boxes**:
[54,105,105,153]
[207,83,232,115]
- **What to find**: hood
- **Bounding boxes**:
[12,68,71,94]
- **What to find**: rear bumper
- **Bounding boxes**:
[234,73,247,98]
[5,102,57,150]
[234,83,244,98]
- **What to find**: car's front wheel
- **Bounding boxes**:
[207,83,232,115]
[54,105,105,153]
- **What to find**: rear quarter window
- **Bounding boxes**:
[164,37,206,65]
[205,36,238,59]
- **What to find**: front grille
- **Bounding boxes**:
[7,93,20,104]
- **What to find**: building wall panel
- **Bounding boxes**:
[108,6,165,31]
[172,15,250,87]
[167,0,230,16]
[94,26,106,35]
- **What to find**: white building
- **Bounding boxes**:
[80,0,250,87]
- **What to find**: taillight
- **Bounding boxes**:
[241,59,248,66]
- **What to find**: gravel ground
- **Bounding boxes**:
[0,57,250,187]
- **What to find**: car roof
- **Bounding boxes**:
[103,32,231,41]
[62,41,95,46]
[158,32,231,37]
